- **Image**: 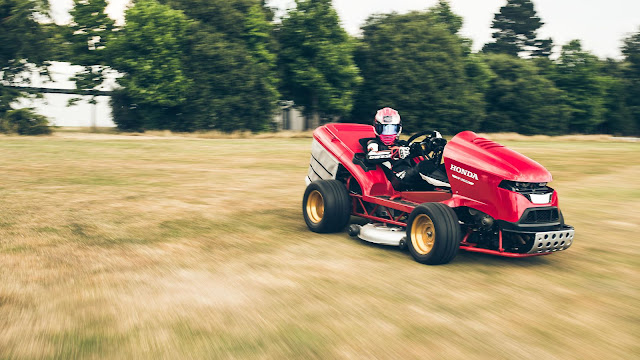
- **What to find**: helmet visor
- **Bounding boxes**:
[377,124,401,136]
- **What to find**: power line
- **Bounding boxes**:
[2,85,112,96]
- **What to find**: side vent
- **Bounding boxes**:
[472,137,504,150]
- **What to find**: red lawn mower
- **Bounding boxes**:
[302,123,574,265]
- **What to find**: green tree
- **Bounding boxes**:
[482,54,569,134]
[0,0,51,116]
[278,0,361,125]
[66,0,115,107]
[109,0,193,130]
[351,9,484,134]
[622,28,640,134]
[530,37,554,58]
[110,0,279,132]
[552,40,607,133]
[0,107,51,135]
[428,0,462,35]
[482,0,546,57]
[160,0,280,132]
[464,53,494,97]
[428,0,474,55]
[599,59,633,135]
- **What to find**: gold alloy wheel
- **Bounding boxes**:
[306,190,325,224]
[411,214,436,255]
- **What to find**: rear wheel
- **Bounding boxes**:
[303,180,351,233]
[406,203,460,265]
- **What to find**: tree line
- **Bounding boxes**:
[1,0,639,135]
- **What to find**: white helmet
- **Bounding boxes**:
[374,107,402,145]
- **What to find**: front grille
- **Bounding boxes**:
[522,208,559,224]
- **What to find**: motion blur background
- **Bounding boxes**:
[1,0,640,135]
[1,1,639,359]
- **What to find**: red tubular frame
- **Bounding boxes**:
[459,246,549,257]
[350,193,549,257]
[351,194,409,227]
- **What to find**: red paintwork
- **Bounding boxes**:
[312,124,561,257]
[441,131,557,223]
[402,191,453,204]
[314,123,396,196]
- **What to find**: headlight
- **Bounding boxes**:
[499,180,554,203]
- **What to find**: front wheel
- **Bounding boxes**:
[302,180,351,233]
[406,203,460,265]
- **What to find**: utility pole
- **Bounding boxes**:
[91,100,97,131]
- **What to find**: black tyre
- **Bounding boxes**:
[406,203,460,265]
[303,180,351,233]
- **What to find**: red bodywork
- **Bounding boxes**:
[313,123,562,257]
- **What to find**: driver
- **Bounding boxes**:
[366,107,448,189]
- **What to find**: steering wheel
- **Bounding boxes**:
[405,130,447,165]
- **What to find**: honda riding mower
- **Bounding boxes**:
[302,123,574,265]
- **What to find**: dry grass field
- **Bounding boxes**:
[0,131,638,359]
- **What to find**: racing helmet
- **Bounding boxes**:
[374,107,402,145]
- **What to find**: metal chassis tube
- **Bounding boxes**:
[350,194,411,227]
[350,193,551,258]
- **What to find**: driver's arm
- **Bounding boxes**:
[366,142,410,163]
[366,142,393,164]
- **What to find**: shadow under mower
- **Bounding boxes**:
[302,123,574,265]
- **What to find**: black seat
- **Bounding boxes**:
[429,164,450,184]
[419,163,450,188]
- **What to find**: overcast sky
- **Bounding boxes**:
[50,0,640,59]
